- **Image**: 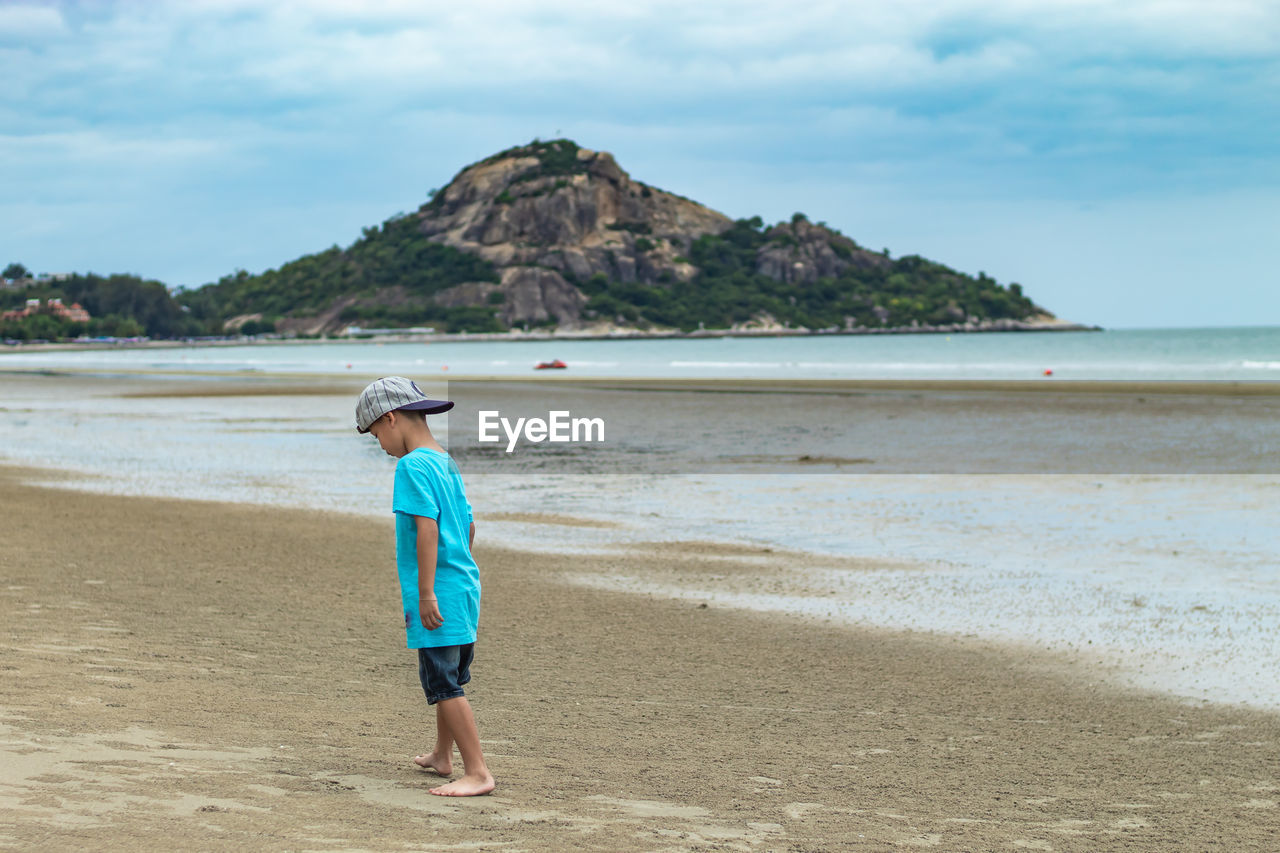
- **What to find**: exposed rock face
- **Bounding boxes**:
[756,218,891,285]
[497,267,588,328]
[416,141,733,326]
[433,268,586,328]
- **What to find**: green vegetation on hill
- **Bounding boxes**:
[440,138,590,211]
[178,213,500,333]
[482,138,587,182]
[580,216,1037,332]
[4,213,1038,339]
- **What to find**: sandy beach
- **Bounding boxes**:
[2,464,1278,851]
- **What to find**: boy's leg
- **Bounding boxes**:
[429,696,495,797]
[413,647,455,775]
[412,708,454,776]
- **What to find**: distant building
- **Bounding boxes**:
[49,298,91,323]
[1,299,39,321]
[2,298,91,324]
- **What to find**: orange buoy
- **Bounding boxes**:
[1043,369,1053,376]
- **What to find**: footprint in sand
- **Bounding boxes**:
[584,795,710,820]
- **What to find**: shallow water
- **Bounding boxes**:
[1,372,1277,710]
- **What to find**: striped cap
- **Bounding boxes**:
[355,376,453,433]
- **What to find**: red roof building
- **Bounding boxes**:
[2,298,91,324]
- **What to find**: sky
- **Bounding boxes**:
[2,0,1277,329]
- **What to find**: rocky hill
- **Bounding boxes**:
[180,139,1072,335]
[419,141,731,329]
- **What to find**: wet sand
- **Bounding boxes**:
[2,466,1278,850]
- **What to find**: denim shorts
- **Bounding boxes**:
[417,643,474,705]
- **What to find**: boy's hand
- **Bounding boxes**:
[420,597,444,631]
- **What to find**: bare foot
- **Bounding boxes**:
[413,752,452,776]
[429,773,496,797]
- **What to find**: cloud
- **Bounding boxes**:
[7,2,1277,183]
[1,0,1277,323]
[0,4,66,39]
[17,2,1276,107]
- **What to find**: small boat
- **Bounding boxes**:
[534,359,568,370]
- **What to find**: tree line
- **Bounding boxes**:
[1,272,199,341]
[3,212,1041,341]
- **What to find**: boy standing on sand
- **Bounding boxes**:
[355,376,496,797]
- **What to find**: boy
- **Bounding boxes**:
[355,376,496,797]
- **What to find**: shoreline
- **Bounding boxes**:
[2,366,1278,396]
[0,317,1104,354]
[2,467,1278,849]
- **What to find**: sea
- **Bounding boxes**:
[2,325,1278,710]
[1,325,1277,380]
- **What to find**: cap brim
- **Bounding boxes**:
[398,399,454,414]
[356,399,454,432]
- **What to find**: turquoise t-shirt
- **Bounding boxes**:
[392,447,480,649]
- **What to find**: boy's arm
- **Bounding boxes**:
[415,515,443,631]
[469,521,475,550]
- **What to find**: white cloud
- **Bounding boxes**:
[0,4,66,39]
[0,130,223,170]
